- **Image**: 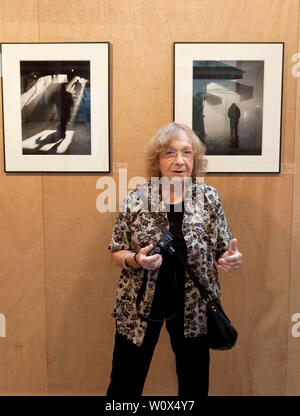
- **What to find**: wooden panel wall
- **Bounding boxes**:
[0,0,47,395]
[287,5,300,396]
[0,0,299,396]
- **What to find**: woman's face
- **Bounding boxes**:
[159,132,194,181]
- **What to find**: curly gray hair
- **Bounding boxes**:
[145,122,207,179]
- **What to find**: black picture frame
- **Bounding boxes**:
[1,42,110,173]
[173,42,284,173]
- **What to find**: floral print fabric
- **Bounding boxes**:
[108,178,232,346]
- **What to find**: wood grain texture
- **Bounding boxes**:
[207,175,293,395]
[39,0,298,396]
[44,176,115,394]
[0,0,298,396]
[0,0,39,42]
[287,1,300,395]
[0,0,47,395]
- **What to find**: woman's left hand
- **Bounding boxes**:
[217,238,243,272]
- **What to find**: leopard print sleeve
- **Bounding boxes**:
[214,189,233,259]
[108,193,133,253]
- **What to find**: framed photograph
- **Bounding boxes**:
[1,42,110,172]
[174,42,284,173]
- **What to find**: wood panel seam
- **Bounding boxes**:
[41,173,49,395]
[38,0,48,394]
[38,0,41,42]
[286,0,300,397]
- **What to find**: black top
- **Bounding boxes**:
[149,201,187,321]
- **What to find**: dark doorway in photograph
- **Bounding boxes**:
[192,60,264,156]
[20,60,91,155]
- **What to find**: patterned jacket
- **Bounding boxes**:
[108,178,232,346]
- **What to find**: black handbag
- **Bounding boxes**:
[206,298,238,350]
[169,231,238,351]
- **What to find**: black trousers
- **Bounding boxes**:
[106,311,210,398]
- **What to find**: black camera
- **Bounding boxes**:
[148,225,176,256]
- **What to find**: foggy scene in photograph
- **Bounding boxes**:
[20,60,91,155]
[193,60,264,155]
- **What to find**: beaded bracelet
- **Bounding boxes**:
[121,252,132,270]
[133,253,141,267]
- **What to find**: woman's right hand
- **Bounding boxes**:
[135,244,162,270]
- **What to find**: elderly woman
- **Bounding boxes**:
[106,122,242,398]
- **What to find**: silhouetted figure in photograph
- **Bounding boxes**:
[52,83,74,140]
[71,79,82,97]
[227,103,241,147]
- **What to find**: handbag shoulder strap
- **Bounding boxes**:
[171,241,210,300]
[135,186,211,300]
